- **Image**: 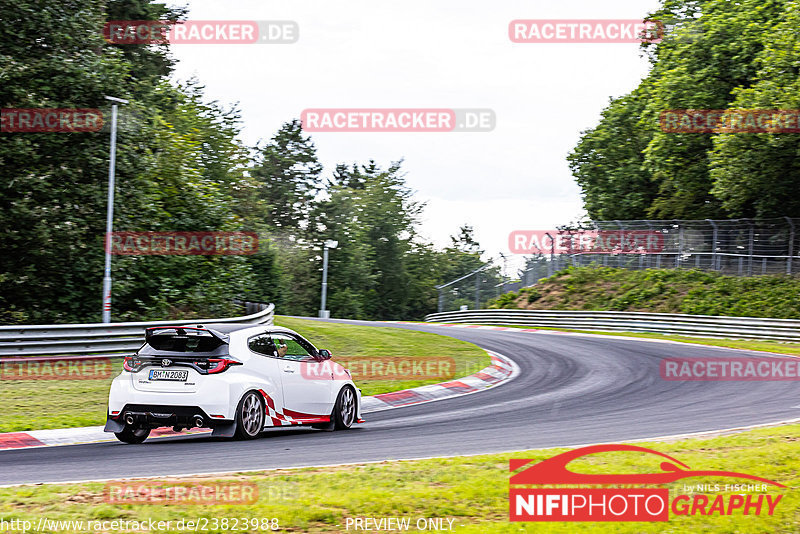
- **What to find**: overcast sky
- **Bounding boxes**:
[167,0,662,272]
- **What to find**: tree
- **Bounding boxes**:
[0,0,137,322]
[251,120,323,231]
[569,0,791,220]
[0,0,260,322]
[567,90,658,220]
[709,1,800,217]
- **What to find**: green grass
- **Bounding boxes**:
[0,378,118,433]
[488,265,800,319]
[0,318,488,433]
[0,424,797,532]
[274,316,489,396]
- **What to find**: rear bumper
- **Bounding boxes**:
[107,371,248,421]
[105,404,232,432]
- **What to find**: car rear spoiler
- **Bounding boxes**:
[144,325,229,345]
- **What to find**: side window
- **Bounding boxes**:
[270,333,314,362]
[248,334,276,357]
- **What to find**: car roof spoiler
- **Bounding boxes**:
[144,325,229,345]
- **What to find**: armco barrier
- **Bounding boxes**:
[424,309,800,342]
[0,303,274,358]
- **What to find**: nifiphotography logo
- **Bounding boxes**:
[509,444,785,522]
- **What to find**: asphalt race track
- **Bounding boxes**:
[2,320,799,485]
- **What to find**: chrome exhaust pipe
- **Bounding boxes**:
[193,416,204,428]
[125,414,135,425]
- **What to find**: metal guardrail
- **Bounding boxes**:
[424,309,800,342]
[0,303,274,357]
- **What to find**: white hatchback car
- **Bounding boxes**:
[105,324,363,443]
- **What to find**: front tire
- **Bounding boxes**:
[114,425,150,444]
[333,386,356,430]
[234,391,264,440]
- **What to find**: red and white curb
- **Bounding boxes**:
[0,351,517,451]
[361,351,518,412]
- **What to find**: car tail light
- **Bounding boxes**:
[123,356,143,372]
[206,358,242,374]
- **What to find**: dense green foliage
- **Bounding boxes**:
[489,266,800,318]
[0,0,489,324]
[569,0,800,220]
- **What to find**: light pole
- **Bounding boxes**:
[545,232,555,277]
[499,252,508,293]
[101,96,129,323]
[318,240,338,318]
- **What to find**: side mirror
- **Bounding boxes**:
[318,349,332,360]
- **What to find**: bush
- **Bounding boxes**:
[488,266,800,319]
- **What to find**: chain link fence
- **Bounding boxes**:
[435,265,514,313]
[436,217,800,312]
[521,217,800,287]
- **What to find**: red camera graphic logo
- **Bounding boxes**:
[510,444,784,522]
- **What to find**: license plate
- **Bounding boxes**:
[149,369,189,381]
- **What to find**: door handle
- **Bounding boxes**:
[283,366,295,373]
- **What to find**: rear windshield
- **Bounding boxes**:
[145,329,225,352]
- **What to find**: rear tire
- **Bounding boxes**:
[114,425,150,444]
[333,386,356,430]
[234,391,264,440]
